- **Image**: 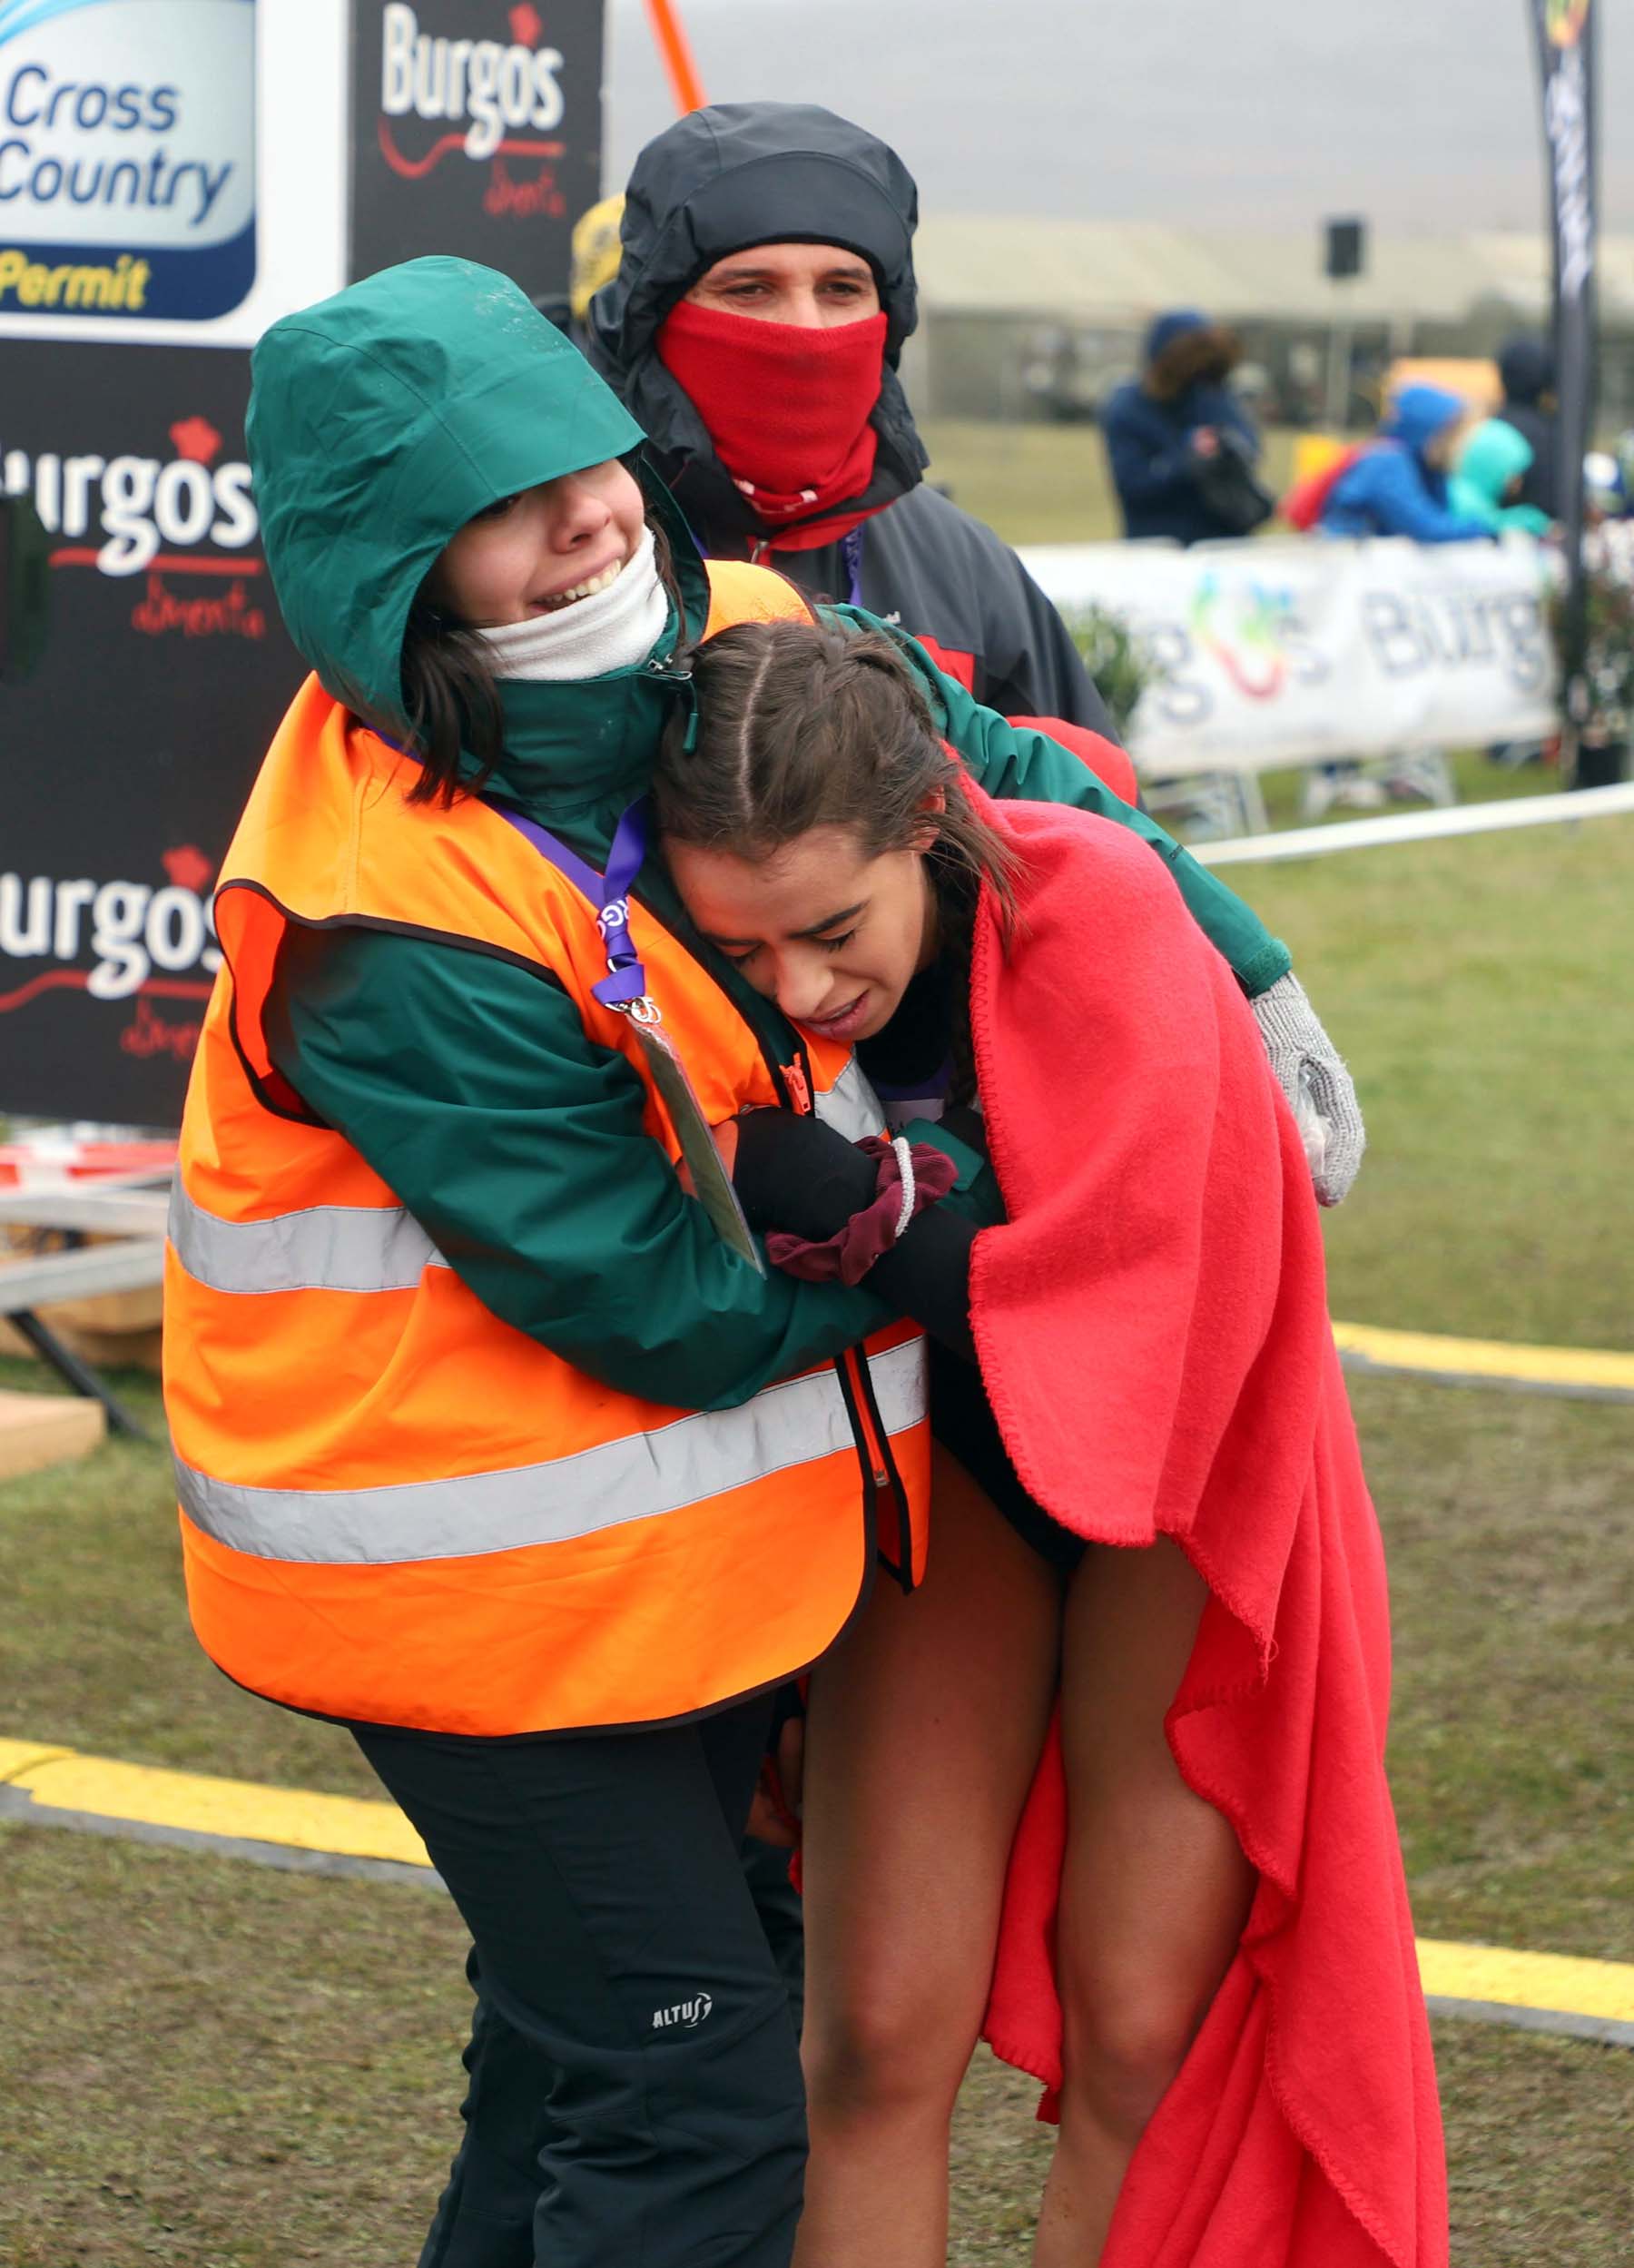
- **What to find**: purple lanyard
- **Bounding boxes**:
[384,731,656,1011]
[488,794,654,1012]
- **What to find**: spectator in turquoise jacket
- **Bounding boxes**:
[1319,385,1493,544]
[1450,419,1555,537]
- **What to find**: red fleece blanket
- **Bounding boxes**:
[964,794,1447,2268]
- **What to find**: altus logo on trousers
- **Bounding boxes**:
[650,1992,714,2033]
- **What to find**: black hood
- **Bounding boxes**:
[1499,337,1555,408]
[586,101,929,547]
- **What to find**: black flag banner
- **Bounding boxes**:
[1530,0,1598,775]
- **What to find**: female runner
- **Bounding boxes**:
[653,618,1448,2268]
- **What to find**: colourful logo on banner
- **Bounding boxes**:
[376,1,569,218]
[0,0,255,322]
[1546,0,1590,50]
[1186,572,1294,701]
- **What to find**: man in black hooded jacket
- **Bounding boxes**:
[587,101,1112,735]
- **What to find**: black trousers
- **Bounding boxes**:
[354,1696,805,2268]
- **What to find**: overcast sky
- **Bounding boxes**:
[605,0,1630,241]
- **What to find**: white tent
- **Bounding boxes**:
[910,217,1634,331]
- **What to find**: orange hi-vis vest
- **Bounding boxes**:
[165,562,929,1738]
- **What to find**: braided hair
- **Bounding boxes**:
[652,618,1021,1098]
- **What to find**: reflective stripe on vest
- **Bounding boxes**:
[168,1178,447,1297]
[175,1336,924,1566]
[169,1057,882,1298]
[168,562,931,1734]
[812,1056,881,1144]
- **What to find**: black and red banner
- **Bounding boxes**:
[2,5,607,1125]
[0,341,299,1122]
[349,1,605,295]
[1530,0,1598,760]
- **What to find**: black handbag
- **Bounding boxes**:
[1193,428,1275,537]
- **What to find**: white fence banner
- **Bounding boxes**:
[1019,536,1559,778]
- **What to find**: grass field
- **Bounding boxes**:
[3,1364,1629,2266]
[10,1823,1624,2268]
[2,814,1630,2263]
[1248,815,1632,1353]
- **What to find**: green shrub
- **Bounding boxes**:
[1064,602,1153,737]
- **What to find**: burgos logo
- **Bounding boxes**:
[380,3,565,167]
[2,412,255,576]
[0,843,220,1036]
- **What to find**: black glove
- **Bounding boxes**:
[731,1107,881,1239]
[733,1107,980,1363]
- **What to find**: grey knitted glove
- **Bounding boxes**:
[1251,971,1364,1207]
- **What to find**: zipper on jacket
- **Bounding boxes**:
[773,1029,913,1580]
[852,1344,917,1595]
[833,1341,917,1597]
[842,1346,891,1489]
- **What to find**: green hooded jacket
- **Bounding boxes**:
[1450,419,1555,537]
[246,258,1290,1413]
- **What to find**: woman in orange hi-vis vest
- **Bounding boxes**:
[165,255,1335,2268]
[167,256,927,2268]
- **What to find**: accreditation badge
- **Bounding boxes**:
[622,1005,765,1277]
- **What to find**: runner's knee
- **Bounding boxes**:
[802,1975,976,2125]
[1060,1977,1210,2140]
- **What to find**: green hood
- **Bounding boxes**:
[247,257,649,728]
[1451,418,1534,520]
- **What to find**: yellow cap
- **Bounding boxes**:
[570,194,627,323]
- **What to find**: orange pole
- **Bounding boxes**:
[642,0,708,115]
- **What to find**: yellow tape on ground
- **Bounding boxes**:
[6,1743,429,1869]
[1334,1321,1634,1395]
[6,1740,1632,2032]
[1417,1939,1634,2026]
[0,1738,77,1781]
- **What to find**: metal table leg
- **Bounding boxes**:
[5,1309,152,1443]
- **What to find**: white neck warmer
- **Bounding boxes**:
[476,528,669,682]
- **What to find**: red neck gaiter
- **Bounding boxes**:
[657,301,888,543]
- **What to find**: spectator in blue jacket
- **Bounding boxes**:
[1319,385,1493,543]
[1102,311,1263,545]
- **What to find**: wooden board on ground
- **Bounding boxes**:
[0,1231,165,1373]
[0,1387,105,1479]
